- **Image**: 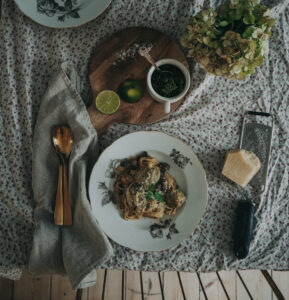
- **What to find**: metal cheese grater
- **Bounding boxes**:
[233,111,274,259]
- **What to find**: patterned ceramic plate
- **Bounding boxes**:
[14,0,111,28]
[88,131,208,251]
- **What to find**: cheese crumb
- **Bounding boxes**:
[222,149,261,187]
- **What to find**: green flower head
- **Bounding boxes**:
[181,0,275,79]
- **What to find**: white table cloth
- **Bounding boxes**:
[0,0,288,280]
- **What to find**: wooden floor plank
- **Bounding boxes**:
[1,270,289,299]
[179,271,200,300]
[0,276,13,300]
[78,287,88,300]
[14,270,51,300]
[88,269,105,300]
[103,270,122,300]
[217,271,237,300]
[237,270,272,300]
[272,271,289,300]
[236,271,254,300]
[141,271,162,299]
[199,272,219,300]
[163,271,184,300]
[51,274,76,300]
[125,270,142,300]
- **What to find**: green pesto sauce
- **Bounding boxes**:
[151,64,186,98]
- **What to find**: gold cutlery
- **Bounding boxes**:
[53,125,74,226]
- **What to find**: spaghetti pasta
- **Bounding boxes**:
[114,152,186,220]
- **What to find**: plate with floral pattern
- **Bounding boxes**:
[14,0,111,28]
[88,131,208,251]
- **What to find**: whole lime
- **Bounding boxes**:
[118,79,144,103]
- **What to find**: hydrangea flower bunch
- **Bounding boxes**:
[181,0,275,79]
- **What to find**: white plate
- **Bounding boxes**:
[14,0,111,28]
[89,131,208,251]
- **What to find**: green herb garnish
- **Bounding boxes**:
[154,192,164,203]
[146,189,164,203]
[146,191,154,200]
[148,184,156,192]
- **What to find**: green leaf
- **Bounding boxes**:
[219,20,228,27]
[208,41,219,49]
[243,14,255,25]
[235,8,243,20]
[249,14,255,23]
[148,184,156,192]
[243,16,249,25]
[228,11,235,22]
[146,191,153,201]
[267,19,275,27]
[242,26,255,38]
[154,192,164,203]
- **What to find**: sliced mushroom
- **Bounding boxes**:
[165,189,186,209]
[134,166,161,189]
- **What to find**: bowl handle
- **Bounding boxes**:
[164,102,170,114]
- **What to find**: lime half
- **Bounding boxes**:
[95,90,120,114]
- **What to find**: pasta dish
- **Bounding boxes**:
[114,152,186,220]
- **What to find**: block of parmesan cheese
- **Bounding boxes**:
[222,149,261,187]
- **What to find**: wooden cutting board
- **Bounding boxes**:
[88,27,189,134]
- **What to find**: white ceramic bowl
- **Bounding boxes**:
[146,58,190,114]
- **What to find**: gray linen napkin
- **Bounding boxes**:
[28,61,113,290]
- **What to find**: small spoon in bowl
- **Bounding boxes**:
[53,125,74,226]
[138,47,173,76]
[138,46,161,71]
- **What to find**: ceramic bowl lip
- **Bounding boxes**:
[146,58,191,102]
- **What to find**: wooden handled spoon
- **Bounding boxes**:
[52,125,74,226]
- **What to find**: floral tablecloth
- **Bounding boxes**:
[0,0,288,280]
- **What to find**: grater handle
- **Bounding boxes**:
[233,200,255,259]
[247,111,271,117]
